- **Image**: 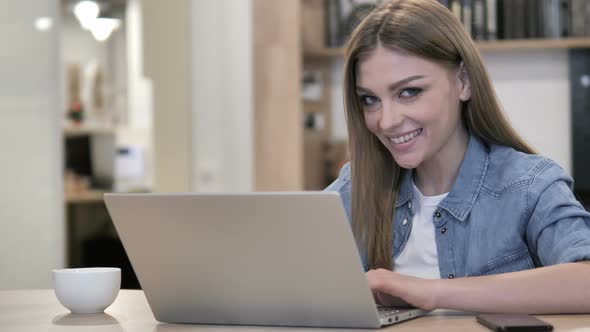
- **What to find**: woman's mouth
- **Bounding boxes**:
[388,128,423,145]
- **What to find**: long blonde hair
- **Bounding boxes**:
[343,0,535,270]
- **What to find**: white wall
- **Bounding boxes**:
[140,0,253,192]
[330,51,572,174]
[107,13,129,130]
[126,0,152,131]
[121,0,153,190]
[0,0,63,288]
[62,14,108,65]
[483,50,571,174]
[189,0,253,192]
[142,0,192,192]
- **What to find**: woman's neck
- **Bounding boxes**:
[414,127,469,196]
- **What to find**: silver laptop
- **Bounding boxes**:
[104,192,427,328]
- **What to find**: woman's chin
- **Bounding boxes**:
[393,157,420,170]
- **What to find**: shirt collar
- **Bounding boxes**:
[395,134,489,222]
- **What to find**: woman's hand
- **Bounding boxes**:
[368,263,590,313]
[366,268,440,311]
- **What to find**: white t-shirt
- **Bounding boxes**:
[393,182,448,279]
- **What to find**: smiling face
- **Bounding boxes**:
[356,46,471,170]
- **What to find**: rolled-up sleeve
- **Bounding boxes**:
[324,162,352,224]
[526,160,590,266]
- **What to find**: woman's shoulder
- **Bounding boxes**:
[484,143,572,193]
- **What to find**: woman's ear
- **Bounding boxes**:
[458,62,471,102]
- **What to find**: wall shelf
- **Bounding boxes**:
[304,37,590,58]
[477,37,590,52]
[65,190,106,204]
[63,124,115,137]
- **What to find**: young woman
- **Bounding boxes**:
[326,0,590,313]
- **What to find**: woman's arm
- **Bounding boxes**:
[367,261,590,313]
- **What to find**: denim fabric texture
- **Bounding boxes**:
[325,134,590,278]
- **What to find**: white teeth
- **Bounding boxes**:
[390,129,422,144]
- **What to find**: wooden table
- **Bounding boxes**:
[1,290,589,331]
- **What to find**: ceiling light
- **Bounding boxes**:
[74,1,100,30]
[89,17,121,42]
[34,17,53,31]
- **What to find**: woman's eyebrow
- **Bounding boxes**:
[356,75,426,94]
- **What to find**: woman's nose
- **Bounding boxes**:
[379,102,403,130]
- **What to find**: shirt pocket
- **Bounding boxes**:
[468,249,535,277]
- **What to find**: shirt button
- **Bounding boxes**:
[408,201,413,209]
[402,218,408,226]
[448,274,455,279]
[435,211,442,218]
[441,227,447,234]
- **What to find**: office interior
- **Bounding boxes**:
[1,0,589,290]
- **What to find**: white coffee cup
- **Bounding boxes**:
[53,267,121,314]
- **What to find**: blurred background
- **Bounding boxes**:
[1,0,589,290]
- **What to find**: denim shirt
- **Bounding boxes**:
[325,134,590,278]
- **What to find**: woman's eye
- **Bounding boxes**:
[399,88,422,99]
[359,95,380,107]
